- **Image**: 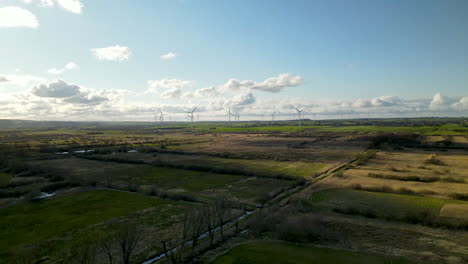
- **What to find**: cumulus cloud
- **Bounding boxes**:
[32,79,81,98]
[160,88,182,99]
[0,74,47,88]
[0,77,9,83]
[222,73,303,93]
[230,92,256,107]
[429,93,453,111]
[91,46,131,61]
[23,0,84,14]
[0,6,39,28]
[160,52,177,60]
[185,86,220,98]
[30,79,118,105]
[451,97,468,111]
[48,62,79,75]
[146,78,193,97]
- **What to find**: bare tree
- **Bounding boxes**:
[161,240,177,264]
[204,205,217,247]
[74,239,96,264]
[214,194,230,242]
[187,209,205,258]
[116,224,142,264]
[100,236,114,264]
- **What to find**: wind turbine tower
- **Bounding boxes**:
[186,107,197,129]
[159,109,166,127]
[295,106,304,127]
[225,108,234,126]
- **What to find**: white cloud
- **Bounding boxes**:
[23,0,84,14]
[0,74,47,88]
[0,77,9,83]
[55,0,83,14]
[48,62,79,74]
[222,73,303,93]
[0,6,39,28]
[32,79,81,98]
[23,0,54,7]
[186,86,220,98]
[230,92,256,107]
[91,46,132,61]
[160,88,182,99]
[147,78,192,90]
[146,78,193,95]
[451,97,468,111]
[160,52,177,60]
[429,93,453,111]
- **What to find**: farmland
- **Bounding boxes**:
[0,118,467,264]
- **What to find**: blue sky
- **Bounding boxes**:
[0,0,467,120]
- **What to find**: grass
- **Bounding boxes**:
[0,172,12,186]
[311,189,468,221]
[107,153,328,179]
[201,125,321,132]
[0,189,175,257]
[316,124,468,135]
[30,158,245,193]
[211,241,418,264]
[128,166,245,192]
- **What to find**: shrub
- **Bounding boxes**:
[424,154,446,166]
[277,215,326,243]
[449,193,468,201]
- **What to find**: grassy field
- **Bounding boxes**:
[200,125,321,132]
[30,158,245,193]
[316,124,468,135]
[211,241,418,264]
[0,172,12,186]
[0,189,181,260]
[107,152,329,179]
[311,189,468,220]
[323,151,468,199]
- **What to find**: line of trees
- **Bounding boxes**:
[66,195,240,264]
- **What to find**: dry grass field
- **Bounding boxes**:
[322,150,468,200]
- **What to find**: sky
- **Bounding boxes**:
[0,0,467,121]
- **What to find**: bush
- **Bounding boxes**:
[41,182,79,193]
[277,215,326,243]
[449,193,468,201]
[424,154,446,166]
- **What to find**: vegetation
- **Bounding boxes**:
[211,241,418,264]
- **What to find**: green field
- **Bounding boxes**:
[201,125,321,132]
[311,189,468,220]
[211,241,417,264]
[0,172,12,186]
[110,153,328,179]
[129,166,245,192]
[0,189,178,259]
[316,124,468,135]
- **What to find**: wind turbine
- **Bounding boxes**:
[153,112,159,125]
[159,109,166,127]
[186,107,197,129]
[225,107,234,126]
[295,106,304,127]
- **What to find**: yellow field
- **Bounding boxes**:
[323,151,468,199]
